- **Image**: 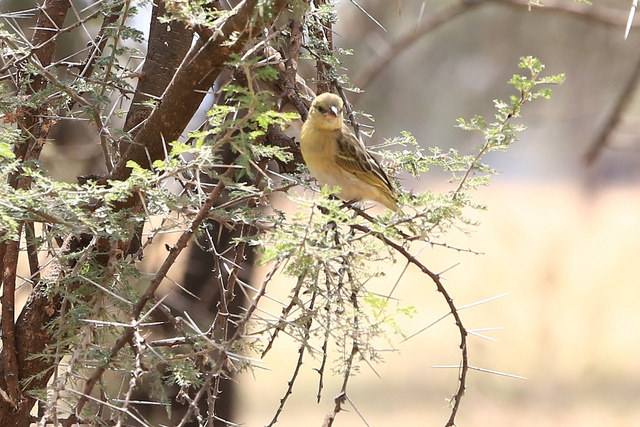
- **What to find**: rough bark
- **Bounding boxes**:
[123,0,193,134]
[111,0,288,179]
[0,0,70,424]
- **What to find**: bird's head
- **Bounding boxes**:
[308,93,344,130]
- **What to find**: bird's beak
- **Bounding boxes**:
[329,105,340,117]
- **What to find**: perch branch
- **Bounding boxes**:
[350,223,468,427]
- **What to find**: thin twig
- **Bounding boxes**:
[626,0,638,39]
[452,79,530,199]
[350,0,386,33]
[75,168,234,414]
[356,0,628,92]
[261,208,318,358]
[115,324,145,427]
[321,229,364,424]
[266,288,317,427]
[315,306,331,403]
[176,375,213,427]
[434,364,527,380]
[0,0,110,74]
[40,297,102,426]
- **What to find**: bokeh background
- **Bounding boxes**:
[238,1,640,426]
[4,0,640,425]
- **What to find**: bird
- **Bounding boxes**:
[300,92,398,210]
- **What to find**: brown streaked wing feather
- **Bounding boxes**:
[334,126,395,193]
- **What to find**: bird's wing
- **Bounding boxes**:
[334,125,395,193]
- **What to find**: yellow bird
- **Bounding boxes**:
[300,93,398,210]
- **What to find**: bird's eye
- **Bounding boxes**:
[316,106,326,113]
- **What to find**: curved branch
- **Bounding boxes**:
[350,223,468,427]
[355,0,628,92]
[493,0,628,27]
[354,3,478,91]
[584,54,640,165]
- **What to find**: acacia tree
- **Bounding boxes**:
[0,0,562,426]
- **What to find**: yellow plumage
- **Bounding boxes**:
[300,93,398,210]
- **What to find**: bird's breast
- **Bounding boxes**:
[300,126,341,183]
[300,123,384,202]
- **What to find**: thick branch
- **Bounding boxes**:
[0,0,70,424]
[116,0,193,255]
[1,235,22,406]
[0,235,83,427]
[122,0,193,134]
[111,0,288,179]
[28,0,71,93]
[281,18,309,119]
[314,0,334,94]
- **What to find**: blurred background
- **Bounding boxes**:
[239,1,640,426]
[4,0,640,425]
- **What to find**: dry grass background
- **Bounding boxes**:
[236,182,640,426]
